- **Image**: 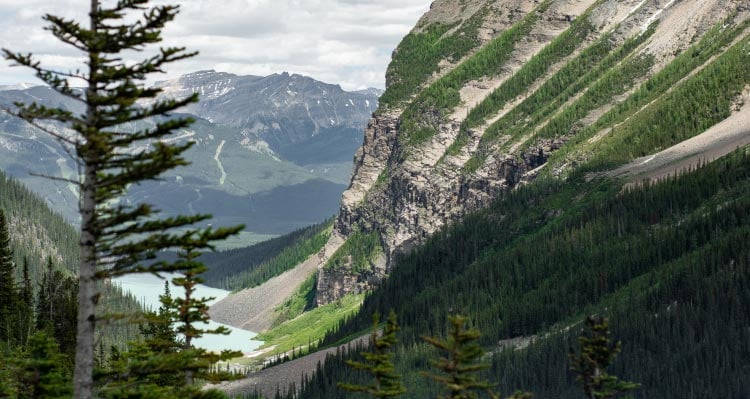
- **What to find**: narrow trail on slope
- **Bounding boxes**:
[214,139,227,185]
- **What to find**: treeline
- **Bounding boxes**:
[550,20,750,172]
[0,181,245,398]
[448,14,630,158]
[400,1,547,145]
[463,22,655,158]
[586,32,750,167]
[0,211,110,392]
[290,148,750,398]
[200,219,332,291]
[0,179,147,395]
[378,4,488,108]
[262,312,637,399]
[458,16,748,175]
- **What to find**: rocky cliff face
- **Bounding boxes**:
[315,0,750,305]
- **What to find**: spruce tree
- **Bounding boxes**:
[3,1,241,397]
[14,332,74,399]
[422,315,531,399]
[338,310,406,398]
[140,282,182,352]
[0,209,17,347]
[134,281,183,387]
[421,315,495,399]
[35,258,78,360]
[98,265,240,398]
[168,238,242,386]
[570,316,640,399]
[15,258,34,346]
[34,258,54,334]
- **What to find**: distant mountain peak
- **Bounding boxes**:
[354,87,384,97]
[146,70,380,154]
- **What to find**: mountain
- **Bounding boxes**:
[0,71,380,236]
[151,70,379,175]
[313,0,750,304]
[207,0,750,397]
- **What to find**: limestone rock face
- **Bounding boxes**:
[315,0,749,305]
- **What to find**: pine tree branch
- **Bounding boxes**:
[0,108,81,146]
[2,50,88,103]
[43,14,90,52]
[28,172,82,186]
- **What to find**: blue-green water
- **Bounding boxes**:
[113,273,262,353]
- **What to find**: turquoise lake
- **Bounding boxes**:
[113,273,263,353]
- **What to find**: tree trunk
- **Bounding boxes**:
[73,164,97,399]
[184,280,194,386]
[74,2,99,395]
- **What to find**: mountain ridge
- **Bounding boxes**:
[0,70,378,237]
[311,0,750,304]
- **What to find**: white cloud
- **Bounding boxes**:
[0,0,431,90]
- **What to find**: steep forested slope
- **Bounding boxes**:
[291,148,750,399]
[200,220,332,291]
[0,169,79,280]
[0,170,142,353]
[315,0,750,304]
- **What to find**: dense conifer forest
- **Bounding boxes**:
[0,170,79,279]
[199,220,332,291]
[0,172,155,395]
[284,149,750,399]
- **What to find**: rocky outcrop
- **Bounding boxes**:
[315,0,750,305]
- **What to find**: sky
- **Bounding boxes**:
[0,0,432,91]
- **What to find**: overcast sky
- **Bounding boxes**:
[0,0,431,91]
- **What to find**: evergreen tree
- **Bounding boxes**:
[421,315,496,399]
[0,351,14,398]
[0,209,18,347]
[338,310,406,398]
[35,258,78,359]
[140,282,182,351]
[98,243,241,397]
[34,258,53,333]
[3,1,241,397]
[570,316,639,399]
[15,258,34,347]
[168,237,242,385]
[135,281,183,387]
[97,260,241,399]
[14,332,74,399]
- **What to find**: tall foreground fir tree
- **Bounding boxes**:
[3,1,240,397]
